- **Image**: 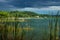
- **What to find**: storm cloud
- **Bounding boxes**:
[0,0,60,10]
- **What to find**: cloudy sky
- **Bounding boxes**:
[0,0,60,14]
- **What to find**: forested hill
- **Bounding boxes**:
[0,11,40,17]
[0,11,59,18]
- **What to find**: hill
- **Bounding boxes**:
[0,11,40,18]
[0,11,60,18]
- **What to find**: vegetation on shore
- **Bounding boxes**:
[0,11,60,18]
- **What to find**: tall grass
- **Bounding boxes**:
[49,11,59,40]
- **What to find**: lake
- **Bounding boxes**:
[0,18,60,40]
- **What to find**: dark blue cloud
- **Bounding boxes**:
[7,0,60,8]
[0,0,60,10]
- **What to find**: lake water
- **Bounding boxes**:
[0,18,60,40]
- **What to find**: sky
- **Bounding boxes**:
[0,0,60,14]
